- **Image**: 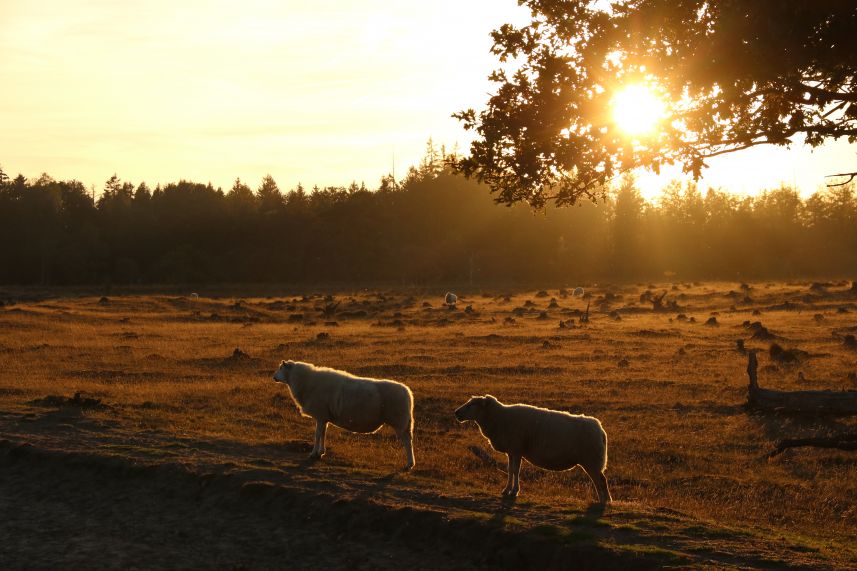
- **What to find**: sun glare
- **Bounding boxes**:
[611,84,665,137]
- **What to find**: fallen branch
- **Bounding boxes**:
[769,435,857,457]
[746,352,857,414]
[467,445,506,473]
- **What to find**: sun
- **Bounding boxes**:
[611,84,666,137]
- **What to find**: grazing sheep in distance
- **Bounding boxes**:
[454,395,611,504]
[572,287,585,297]
[273,360,415,470]
[445,292,458,307]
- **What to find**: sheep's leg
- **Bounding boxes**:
[503,454,521,497]
[509,454,522,497]
[397,427,415,471]
[502,455,514,495]
[310,420,327,459]
[584,466,612,504]
[594,471,612,504]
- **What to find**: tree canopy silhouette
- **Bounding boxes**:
[453,0,857,208]
[0,157,855,286]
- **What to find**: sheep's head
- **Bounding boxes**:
[454,395,498,423]
[273,360,295,384]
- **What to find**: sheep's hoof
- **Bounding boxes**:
[500,492,518,503]
[402,463,415,472]
[309,451,324,460]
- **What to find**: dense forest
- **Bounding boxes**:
[1,150,855,286]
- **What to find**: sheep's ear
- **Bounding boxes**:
[484,395,499,405]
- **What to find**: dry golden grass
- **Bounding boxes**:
[1,281,855,567]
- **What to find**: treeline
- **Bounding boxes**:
[0,156,855,285]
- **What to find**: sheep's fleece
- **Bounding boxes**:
[273,360,415,469]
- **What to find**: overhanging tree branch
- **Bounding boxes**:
[454,1,857,207]
[826,172,857,187]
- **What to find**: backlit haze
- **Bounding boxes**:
[2,0,854,202]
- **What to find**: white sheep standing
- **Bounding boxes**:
[454,395,611,504]
[273,360,415,470]
[572,287,585,297]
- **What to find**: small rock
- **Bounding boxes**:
[769,343,805,364]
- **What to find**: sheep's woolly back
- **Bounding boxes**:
[291,360,360,381]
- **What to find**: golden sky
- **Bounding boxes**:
[1,0,853,200]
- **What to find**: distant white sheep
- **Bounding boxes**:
[572,287,585,297]
[273,360,415,470]
[190,293,199,300]
[445,292,458,307]
[455,395,611,504]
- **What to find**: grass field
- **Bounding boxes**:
[1,281,856,569]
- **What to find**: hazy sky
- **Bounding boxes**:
[2,0,854,200]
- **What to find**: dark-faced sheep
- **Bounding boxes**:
[454,395,611,504]
[273,360,415,470]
